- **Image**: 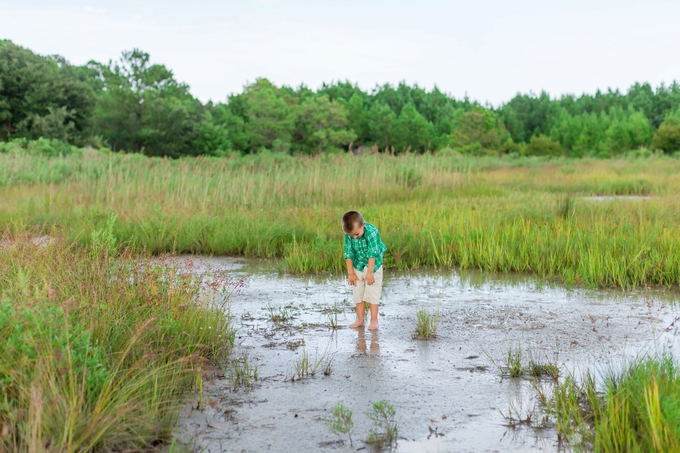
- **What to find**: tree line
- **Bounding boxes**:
[2,40,680,158]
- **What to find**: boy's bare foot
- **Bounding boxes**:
[349,320,364,328]
[368,321,379,330]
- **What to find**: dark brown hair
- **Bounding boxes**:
[341,211,364,233]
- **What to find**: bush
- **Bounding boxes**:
[0,137,77,156]
[652,120,680,154]
[524,134,562,156]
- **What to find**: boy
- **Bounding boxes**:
[341,211,387,330]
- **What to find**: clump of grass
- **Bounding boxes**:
[229,353,259,390]
[486,344,559,379]
[326,302,341,329]
[0,231,235,452]
[535,353,680,451]
[290,346,333,381]
[266,304,294,324]
[365,399,399,447]
[325,403,354,446]
[412,305,439,340]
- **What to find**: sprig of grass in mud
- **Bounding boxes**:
[325,403,354,446]
[485,344,559,379]
[412,305,440,340]
[266,304,294,324]
[289,344,333,381]
[228,353,259,390]
[0,231,235,452]
[365,399,399,447]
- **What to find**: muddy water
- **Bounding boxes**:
[174,257,680,453]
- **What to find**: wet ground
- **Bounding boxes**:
[174,257,680,453]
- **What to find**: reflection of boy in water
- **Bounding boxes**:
[356,329,380,353]
[341,210,387,330]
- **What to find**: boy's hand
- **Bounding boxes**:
[366,271,375,285]
[348,272,358,286]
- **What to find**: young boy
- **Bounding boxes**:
[341,211,387,330]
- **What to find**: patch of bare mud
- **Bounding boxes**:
[174,258,680,453]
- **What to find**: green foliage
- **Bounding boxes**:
[366,399,399,447]
[0,41,96,145]
[525,134,562,156]
[325,403,354,445]
[539,353,680,452]
[413,305,439,340]
[3,42,680,157]
[652,110,680,153]
[0,233,234,451]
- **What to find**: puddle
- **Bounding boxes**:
[583,195,653,202]
[174,257,680,452]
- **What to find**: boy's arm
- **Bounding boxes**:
[344,235,358,286]
[366,257,376,285]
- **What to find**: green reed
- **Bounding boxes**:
[1,149,680,288]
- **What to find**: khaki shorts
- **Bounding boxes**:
[353,266,383,305]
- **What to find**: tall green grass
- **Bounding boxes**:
[1,149,680,288]
[0,231,234,451]
[539,354,680,452]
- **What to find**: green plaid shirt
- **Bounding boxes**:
[343,222,387,271]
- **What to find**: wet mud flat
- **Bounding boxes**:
[174,257,680,453]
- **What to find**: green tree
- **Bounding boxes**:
[448,107,503,154]
[243,79,296,152]
[524,134,562,156]
[392,102,436,153]
[294,95,356,154]
[368,102,397,151]
[651,110,680,153]
[0,41,95,144]
[92,49,202,157]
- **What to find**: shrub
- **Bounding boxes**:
[651,120,680,154]
[524,134,562,156]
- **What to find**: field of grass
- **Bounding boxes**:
[0,231,234,451]
[1,148,680,288]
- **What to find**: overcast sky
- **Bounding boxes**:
[2,0,679,106]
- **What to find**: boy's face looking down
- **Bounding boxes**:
[347,222,365,239]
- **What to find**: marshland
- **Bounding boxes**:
[2,148,680,452]
[3,38,680,452]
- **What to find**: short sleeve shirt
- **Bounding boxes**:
[343,222,387,271]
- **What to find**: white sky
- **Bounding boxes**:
[2,0,679,106]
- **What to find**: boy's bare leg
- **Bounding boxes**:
[349,303,365,328]
[368,303,379,330]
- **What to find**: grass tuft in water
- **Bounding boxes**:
[266,304,294,324]
[412,305,440,340]
[228,353,259,390]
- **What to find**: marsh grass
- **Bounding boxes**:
[486,345,559,379]
[534,353,680,452]
[2,151,680,288]
[228,353,259,390]
[290,345,333,381]
[412,305,440,340]
[266,304,294,324]
[0,231,234,452]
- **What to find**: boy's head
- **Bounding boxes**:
[342,211,365,238]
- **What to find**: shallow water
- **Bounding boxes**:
[174,257,680,453]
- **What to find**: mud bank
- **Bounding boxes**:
[174,258,680,453]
